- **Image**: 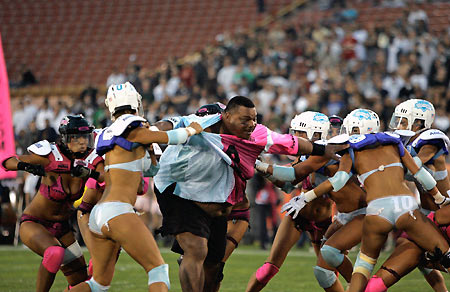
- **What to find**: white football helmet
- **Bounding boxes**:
[105,82,143,119]
[389,99,435,132]
[342,109,380,135]
[290,111,330,140]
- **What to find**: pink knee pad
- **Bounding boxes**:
[256,262,279,285]
[42,246,65,274]
[365,275,387,292]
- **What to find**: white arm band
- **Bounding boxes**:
[166,128,189,145]
[149,126,160,131]
[328,171,351,192]
[304,190,317,202]
[414,167,437,191]
[255,160,269,173]
[272,165,296,182]
[185,126,197,136]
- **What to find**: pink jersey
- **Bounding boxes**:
[221,124,299,204]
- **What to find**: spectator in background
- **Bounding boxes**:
[40,119,58,143]
[23,96,38,121]
[80,84,98,108]
[106,66,126,87]
[52,101,69,131]
[217,56,236,95]
[18,64,38,87]
[13,101,28,135]
[254,176,280,250]
[153,77,170,103]
[35,99,54,131]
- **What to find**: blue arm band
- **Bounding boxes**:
[328,171,351,192]
[272,165,296,182]
[143,162,160,177]
[166,128,189,145]
[413,156,423,168]
[414,167,437,191]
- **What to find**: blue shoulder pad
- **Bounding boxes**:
[349,133,404,156]
[411,129,450,162]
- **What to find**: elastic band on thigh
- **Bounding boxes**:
[380,266,401,280]
[226,235,239,248]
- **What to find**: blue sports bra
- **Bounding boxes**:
[358,162,403,184]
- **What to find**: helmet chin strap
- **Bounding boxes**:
[58,141,90,160]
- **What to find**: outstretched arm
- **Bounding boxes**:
[255,155,330,184]
[280,153,352,219]
[303,153,353,203]
[402,149,449,207]
[128,122,203,145]
[2,153,48,176]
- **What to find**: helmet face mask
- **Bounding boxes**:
[328,115,343,138]
[290,111,330,141]
[389,99,435,133]
[341,109,380,135]
[63,133,94,148]
[106,82,143,120]
[59,114,94,152]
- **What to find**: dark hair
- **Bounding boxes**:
[225,96,255,113]
[195,103,224,116]
[113,106,136,119]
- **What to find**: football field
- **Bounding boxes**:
[0,245,448,291]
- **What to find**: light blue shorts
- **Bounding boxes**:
[366,195,418,226]
[89,201,135,235]
[334,208,366,226]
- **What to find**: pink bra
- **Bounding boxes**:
[39,175,83,202]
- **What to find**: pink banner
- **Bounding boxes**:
[0,32,16,179]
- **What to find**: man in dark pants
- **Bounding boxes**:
[153,96,345,292]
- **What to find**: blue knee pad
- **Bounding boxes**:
[86,277,110,292]
[148,264,170,289]
[321,245,344,268]
[313,266,336,288]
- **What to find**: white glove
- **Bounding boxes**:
[281,193,307,219]
[255,159,270,174]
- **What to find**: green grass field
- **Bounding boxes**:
[0,245,448,291]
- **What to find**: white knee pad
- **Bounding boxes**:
[148,264,170,289]
[313,266,336,288]
[62,241,83,265]
[86,277,110,292]
[321,245,344,268]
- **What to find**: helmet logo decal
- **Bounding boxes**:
[60,118,69,125]
[414,100,433,112]
[313,113,328,123]
[352,110,372,120]
[116,84,123,90]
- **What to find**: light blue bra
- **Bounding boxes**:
[104,156,152,173]
[358,162,403,184]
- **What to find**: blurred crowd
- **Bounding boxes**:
[5,0,450,247]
